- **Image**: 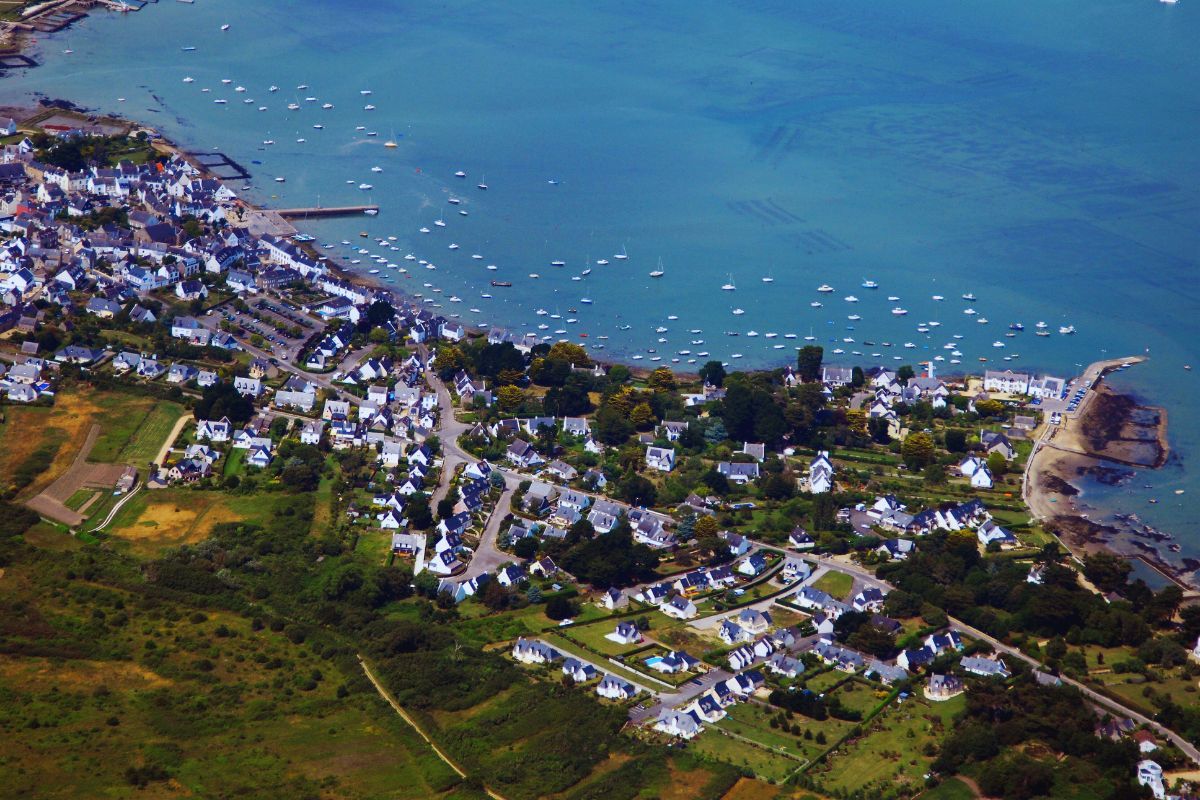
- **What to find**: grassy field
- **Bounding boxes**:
[803,668,850,694]
[921,777,976,799]
[828,679,888,716]
[104,487,303,557]
[691,727,806,783]
[563,618,647,657]
[84,396,177,464]
[64,488,99,511]
[816,694,964,796]
[0,553,476,800]
[0,391,182,499]
[718,702,831,762]
[110,401,186,466]
[811,570,853,600]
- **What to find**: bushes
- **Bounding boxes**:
[9,443,59,494]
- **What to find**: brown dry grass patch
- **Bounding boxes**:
[0,656,172,692]
[111,493,244,555]
[0,393,117,499]
[721,777,788,800]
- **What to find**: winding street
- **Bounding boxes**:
[419,349,521,581]
[411,346,1200,764]
[759,541,1200,765]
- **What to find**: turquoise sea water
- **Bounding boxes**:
[4,0,1198,568]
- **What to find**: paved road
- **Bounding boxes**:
[756,537,1200,766]
[418,349,523,581]
[196,314,359,404]
[630,668,734,724]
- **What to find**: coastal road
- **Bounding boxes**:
[750,535,1200,766]
[946,616,1200,765]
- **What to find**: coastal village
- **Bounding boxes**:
[2,117,1200,800]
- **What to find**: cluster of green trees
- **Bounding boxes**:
[933,677,1146,800]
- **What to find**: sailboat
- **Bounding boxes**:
[762,269,774,283]
[477,174,488,190]
[721,274,736,291]
[649,257,665,278]
[614,243,628,261]
[384,128,399,148]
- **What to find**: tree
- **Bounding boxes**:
[497,385,525,414]
[547,341,590,366]
[897,365,915,384]
[944,428,967,453]
[868,417,891,445]
[851,366,865,387]
[433,346,465,379]
[1083,552,1131,594]
[901,431,936,469]
[630,402,656,430]
[193,381,254,426]
[975,399,1004,417]
[593,405,634,445]
[545,596,576,621]
[647,367,676,393]
[693,515,719,539]
[620,475,657,507]
[513,536,539,560]
[986,451,1009,478]
[699,360,726,387]
[796,346,823,382]
[365,299,396,329]
[407,496,434,530]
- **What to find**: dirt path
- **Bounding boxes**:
[358,655,509,800]
[153,413,192,469]
[25,425,124,527]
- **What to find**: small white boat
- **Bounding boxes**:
[221,24,231,31]
[274,176,286,183]
[371,166,383,173]
[182,76,195,83]
[358,183,373,190]
[322,103,334,109]
[721,274,736,291]
[269,85,279,92]
[810,301,822,308]
[455,170,467,178]
[862,279,878,289]
[892,307,908,316]
[614,245,628,260]
[817,284,834,293]
[932,294,944,301]
[364,104,376,110]
[1059,325,1076,335]
[731,308,745,315]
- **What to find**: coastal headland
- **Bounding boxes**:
[1024,356,1195,594]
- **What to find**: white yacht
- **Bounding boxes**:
[862,279,878,289]
[817,284,834,293]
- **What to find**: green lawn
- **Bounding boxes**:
[90,398,185,466]
[562,619,645,657]
[803,668,850,694]
[921,777,975,800]
[812,570,854,600]
[817,695,964,796]
[64,489,99,511]
[830,679,889,715]
[690,727,805,783]
[718,702,829,762]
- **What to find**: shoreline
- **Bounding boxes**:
[1024,359,1197,594]
[4,1,1193,586]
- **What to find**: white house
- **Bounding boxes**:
[662,595,697,620]
[596,675,637,700]
[645,446,676,472]
[808,451,834,494]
